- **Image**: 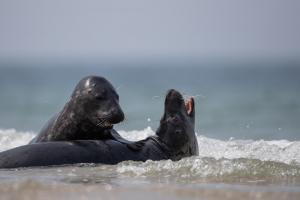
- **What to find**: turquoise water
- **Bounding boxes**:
[0,61,299,140]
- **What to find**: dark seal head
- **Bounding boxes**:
[30,76,124,143]
[127,89,199,161]
[70,76,124,127]
[155,89,199,160]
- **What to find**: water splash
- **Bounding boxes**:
[0,129,35,152]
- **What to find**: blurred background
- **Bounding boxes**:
[0,0,299,140]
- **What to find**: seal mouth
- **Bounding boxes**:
[102,121,113,128]
[184,97,194,116]
[96,118,114,129]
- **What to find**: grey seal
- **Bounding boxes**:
[30,76,124,143]
[0,89,198,168]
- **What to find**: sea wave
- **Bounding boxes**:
[0,127,300,166]
[116,157,300,182]
[0,129,35,152]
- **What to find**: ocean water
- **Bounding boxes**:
[0,61,300,199]
[1,128,300,200]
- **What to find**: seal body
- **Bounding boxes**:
[0,138,169,168]
[30,76,124,143]
[0,89,198,168]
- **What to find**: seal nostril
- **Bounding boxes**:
[119,111,125,122]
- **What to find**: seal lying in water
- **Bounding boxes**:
[30,76,124,143]
[0,89,198,168]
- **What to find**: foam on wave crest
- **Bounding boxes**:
[196,135,300,165]
[0,129,35,152]
[0,127,300,165]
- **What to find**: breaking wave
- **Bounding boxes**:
[0,129,35,152]
[1,127,300,181]
[116,157,300,182]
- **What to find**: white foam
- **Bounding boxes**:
[196,135,300,165]
[118,126,155,141]
[0,128,300,165]
[0,129,35,152]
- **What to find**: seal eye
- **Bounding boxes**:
[95,90,107,101]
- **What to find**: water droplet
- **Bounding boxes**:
[82,178,89,183]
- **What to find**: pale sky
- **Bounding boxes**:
[0,0,299,61]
